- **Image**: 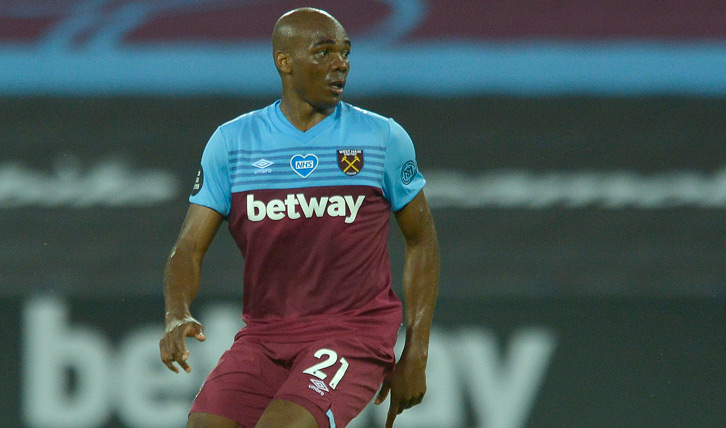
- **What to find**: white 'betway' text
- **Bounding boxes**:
[247,194,364,223]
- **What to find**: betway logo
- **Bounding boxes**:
[247,194,364,224]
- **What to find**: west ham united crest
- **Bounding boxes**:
[337,149,364,176]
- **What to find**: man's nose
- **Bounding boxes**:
[331,54,348,72]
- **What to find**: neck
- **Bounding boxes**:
[279,96,336,132]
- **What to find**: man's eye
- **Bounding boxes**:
[317,50,328,57]
[343,50,350,58]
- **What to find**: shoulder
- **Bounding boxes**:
[339,102,404,139]
[341,102,389,122]
[217,103,275,136]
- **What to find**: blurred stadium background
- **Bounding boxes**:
[1,1,724,428]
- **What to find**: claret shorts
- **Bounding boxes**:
[190,334,395,428]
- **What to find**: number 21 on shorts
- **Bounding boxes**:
[303,348,349,389]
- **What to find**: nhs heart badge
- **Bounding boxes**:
[290,154,319,178]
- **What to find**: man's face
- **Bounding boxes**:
[290,21,350,110]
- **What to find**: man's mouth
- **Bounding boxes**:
[329,80,346,95]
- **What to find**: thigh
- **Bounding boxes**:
[254,399,318,428]
[188,412,241,428]
[190,339,288,428]
[275,337,394,428]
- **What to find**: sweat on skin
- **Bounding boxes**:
[246,193,365,223]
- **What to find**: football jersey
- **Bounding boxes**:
[190,100,426,344]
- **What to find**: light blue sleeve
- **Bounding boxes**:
[382,119,426,212]
[189,127,231,216]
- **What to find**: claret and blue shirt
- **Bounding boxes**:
[190,100,425,346]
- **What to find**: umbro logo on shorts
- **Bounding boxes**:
[309,379,329,396]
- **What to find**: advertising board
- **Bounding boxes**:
[1,296,722,428]
[1,0,725,95]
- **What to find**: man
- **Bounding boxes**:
[159,7,439,428]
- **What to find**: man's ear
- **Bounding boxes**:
[275,51,292,74]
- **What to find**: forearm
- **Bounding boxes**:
[401,228,439,358]
[163,244,202,324]
[162,204,222,325]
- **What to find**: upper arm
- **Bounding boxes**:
[173,203,224,261]
[395,190,437,247]
[383,120,426,212]
[189,127,232,216]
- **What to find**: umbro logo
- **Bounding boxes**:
[310,379,329,391]
[252,159,273,175]
[309,379,329,396]
[252,159,273,169]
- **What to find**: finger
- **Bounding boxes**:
[395,395,424,414]
[164,359,180,373]
[178,358,192,373]
[166,331,184,358]
[176,338,193,373]
[397,399,412,414]
[168,342,189,367]
[182,323,206,343]
[385,402,398,428]
[404,394,424,410]
[169,348,191,372]
[186,322,201,335]
[193,328,206,342]
[159,344,180,373]
[169,348,186,368]
[175,335,190,362]
[375,381,391,405]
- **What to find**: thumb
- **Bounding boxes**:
[187,322,206,341]
[375,380,391,405]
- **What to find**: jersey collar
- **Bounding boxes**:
[270,100,340,142]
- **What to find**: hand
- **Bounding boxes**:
[374,351,427,428]
[159,315,206,373]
